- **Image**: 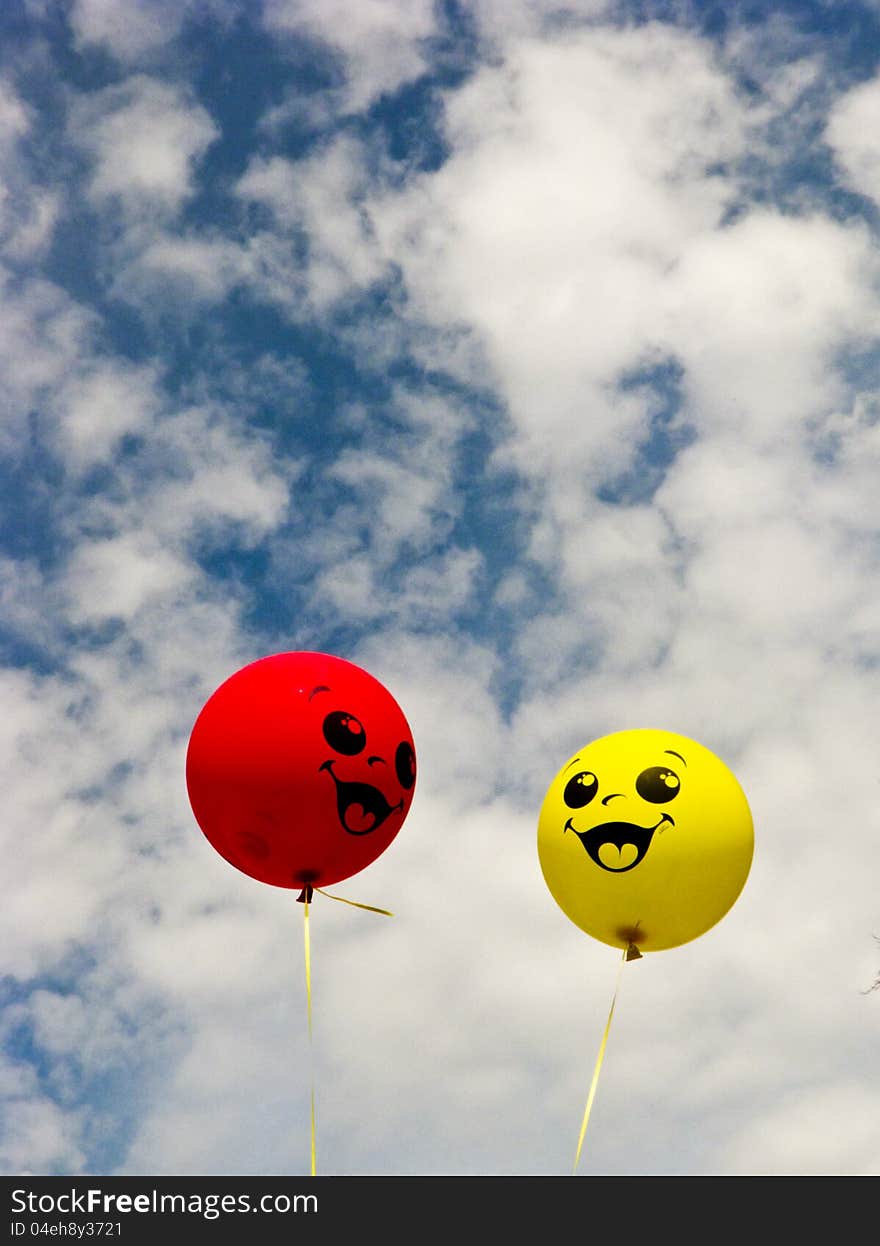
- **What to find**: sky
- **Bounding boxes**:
[1,0,879,1180]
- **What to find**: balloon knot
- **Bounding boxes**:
[296,886,314,904]
[625,943,643,962]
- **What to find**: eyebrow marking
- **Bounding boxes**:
[664,749,686,767]
[308,685,331,701]
[563,757,582,774]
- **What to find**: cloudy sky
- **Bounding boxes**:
[2,0,879,1180]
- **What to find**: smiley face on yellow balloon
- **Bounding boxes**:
[537,729,754,954]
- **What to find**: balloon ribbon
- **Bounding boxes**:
[302,890,316,1177]
[296,884,393,1176]
[572,943,641,1174]
[313,885,393,916]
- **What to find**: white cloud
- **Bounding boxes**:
[825,71,880,207]
[262,0,437,113]
[116,131,399,319]
[50,394,293,564]
[371,25,749,460]
[363,20,880,742]
[666,210,879,440]
[470,0,611,50]
[235,155,303,230]
[723,1082,880,1175]
[265,384,476,630]
[1,192,59,261]
[0,79,29,147]
[328,450,451,558]
[313,545,482,625]
[0,275,98,449]
[70,76,219,218]
[141,406,293,544]
[0,559,63,656]
[122,234,256,303]
[0,667,132,982]
[63,533,194,624]
[51,362,162,471]
[236,138,388,312]
[69,0,189,59]
[0,1071,86,1175]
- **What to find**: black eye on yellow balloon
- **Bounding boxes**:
[636,766,681,803]
[563,771,599,808]
[323,710,366,755]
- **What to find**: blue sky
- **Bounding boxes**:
[2,0,880,1177]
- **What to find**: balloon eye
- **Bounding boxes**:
[636,766,681,803]
[395,741,416,790]
[322,711,366,755]
[563,771,598,809]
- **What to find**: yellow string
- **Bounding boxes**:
[314,886,393,916]
[572,945,630,1174]
[303,893,316,1177]
[299,885,391,1177]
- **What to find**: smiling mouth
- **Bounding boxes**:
[565,813,674,872]
[320,760,403,836]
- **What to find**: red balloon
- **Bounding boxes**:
[186,651,417,889]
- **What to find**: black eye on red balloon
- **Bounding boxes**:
[395,741,416,790]
[322,710,366,755]
[563,770,598,808]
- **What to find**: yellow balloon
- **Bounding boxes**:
[537,729,754,953]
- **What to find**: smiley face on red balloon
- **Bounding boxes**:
[186,652,417,890]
